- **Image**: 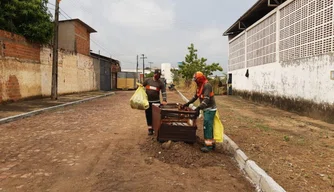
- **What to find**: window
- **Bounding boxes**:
[331,71,334,80]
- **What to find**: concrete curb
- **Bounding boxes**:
[176,89,286,192]
[0,92,115,125]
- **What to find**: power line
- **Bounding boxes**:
[56,13,112,57]
[49,1,224,67]
[48,2,122,60]
[55,18,136,65]
[55,9,136,65]
[64,0,138,59]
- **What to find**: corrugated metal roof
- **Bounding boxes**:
[223,0,286,36]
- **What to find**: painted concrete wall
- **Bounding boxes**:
[58,22,75,52]
[40,47,98,96]
[0,58,41,102]
[231,53,334,104]
[227,0,334,105]
[0,47,99,103]
[0,29,41,102]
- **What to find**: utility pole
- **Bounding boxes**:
[140,54,147,81]
[136,55,139,82]
[51,0,60,100]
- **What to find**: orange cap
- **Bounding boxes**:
[193,71,204,81]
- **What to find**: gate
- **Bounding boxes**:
[100,60,111,91]
[117,72,136,90]
[228,73,232,95]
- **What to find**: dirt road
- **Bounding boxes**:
[181,86,334,192]
[0,91,254,192]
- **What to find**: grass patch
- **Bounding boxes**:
[256,124,271,131]
[283,135,290,142]
[296,137,306,146]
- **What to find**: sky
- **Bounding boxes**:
[48,0,257,74]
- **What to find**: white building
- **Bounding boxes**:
[161,63,173,83]
[224,0,334,121]
[121,68,152,74]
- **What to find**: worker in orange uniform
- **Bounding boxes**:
[182,71,217,152]
[143,69,167,135]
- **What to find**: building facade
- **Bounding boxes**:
[161,63,172,84]
[224,0,334,122]
[58,19,97,56]
[0,18,103,103]
[91,53,121,91]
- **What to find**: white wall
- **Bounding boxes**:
[121,69,151,74]
[231,54,334,104]
[40,47,97,96]
[228,0,334,105]
[161,63,172,83]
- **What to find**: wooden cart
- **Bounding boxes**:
[152,103,198,143]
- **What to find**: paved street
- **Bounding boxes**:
[0,91,253,192]
[0,91,113,119]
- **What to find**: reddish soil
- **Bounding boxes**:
[180,86,334,192]
[0,91,254,192]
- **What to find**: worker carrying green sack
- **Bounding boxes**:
[181,71,224,153]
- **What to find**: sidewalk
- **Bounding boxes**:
[0,91,115,119]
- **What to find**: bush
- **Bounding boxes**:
[0,0,53,44]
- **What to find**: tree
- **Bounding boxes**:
[0,0,53,44]
[145,71,154,78]
[178,43,223,82]
[170,68,180,84]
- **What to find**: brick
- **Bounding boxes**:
[1,30,40,61]
[74,23,90,56]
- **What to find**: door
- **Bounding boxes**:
[100,60,111,91]
[228,73,232,95]
[111,73,117,89]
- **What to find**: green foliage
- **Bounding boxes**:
[178,43,223,81]
[145,71,154,78]
[0,0,53,44]
[283,135,290,142]
[256,124,271,131]
[170,68,180,84]
[209,76,223,95]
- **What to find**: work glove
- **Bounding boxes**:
[195,107,200,117]
[179,102,189,110]
[183,102,190,107]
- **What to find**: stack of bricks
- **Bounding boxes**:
[0,30,40,62]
